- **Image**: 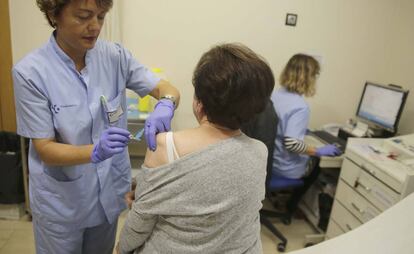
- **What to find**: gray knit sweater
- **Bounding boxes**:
[119,134,267,254]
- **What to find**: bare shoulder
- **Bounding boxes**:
[143,132,169,168]
[171,128,218,157]
[171,128,197,141]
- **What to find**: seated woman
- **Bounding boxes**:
[117,43,275,254]
[271,54,342,214]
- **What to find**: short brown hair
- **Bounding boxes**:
[36,0,113,28]
[279,54,320,96]
[192,43,275,130]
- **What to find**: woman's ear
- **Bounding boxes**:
[48,12,57,27]
[196,100,204,116]
[193,98,205,122]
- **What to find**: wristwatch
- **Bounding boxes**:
[160,94,177,108]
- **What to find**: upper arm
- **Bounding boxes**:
[143,133,169,168]
[119,170,159,253]
[285,107,310,140]
[117,44,159,97]
[13,68,55,139]
[283,137,308,154]
[119,207,157,253]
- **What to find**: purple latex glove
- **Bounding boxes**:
[91,127,130,163]
[315,144,342,157]
[145,99,175,151]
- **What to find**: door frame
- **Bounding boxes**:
[0,0,17,132]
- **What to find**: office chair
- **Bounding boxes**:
[242,100,313,252]
[261,176,304,252]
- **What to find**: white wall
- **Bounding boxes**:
[9,0,122,60]
[383,0,414,134]
[9,1,52,63]
[120,0,413,133]
[9,0,414,134]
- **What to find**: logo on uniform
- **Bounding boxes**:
[51,104,77,114]
[51,104,60,114]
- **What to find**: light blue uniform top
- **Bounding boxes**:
[271,87,310,179]
[12,33,160,231]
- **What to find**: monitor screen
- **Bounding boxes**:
[356,82,408,133]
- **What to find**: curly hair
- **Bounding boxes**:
[192,43,275,130]
[279,54,320,97]
[36,0,113,27]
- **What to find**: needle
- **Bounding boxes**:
[129,128,145,141]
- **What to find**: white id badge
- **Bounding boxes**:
[108,105,124,124]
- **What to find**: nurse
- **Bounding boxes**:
[271,54,341,214]
[12,0,180,253]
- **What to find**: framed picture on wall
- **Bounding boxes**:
[286,13,298,26]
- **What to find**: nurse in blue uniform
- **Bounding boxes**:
[12,0,180,253]
[271,54,341,216]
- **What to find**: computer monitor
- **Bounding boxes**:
[356,82,409,135]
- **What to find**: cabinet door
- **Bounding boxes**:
[336,180,381,222]
[346,150,403,193]
[330,200,362,233]
[340,158,361,186]
[326,220,344,239]
[341,158,399,211]
[355,170,399,211]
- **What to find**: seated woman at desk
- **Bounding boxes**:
[117,43,275,254]
[271,54,342,211]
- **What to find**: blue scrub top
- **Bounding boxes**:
[271,88,310,179]
[12,33,160,231]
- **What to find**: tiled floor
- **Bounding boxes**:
[0,211,316,254]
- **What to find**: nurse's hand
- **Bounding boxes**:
[315,144,342,157]
[144,99,175,151]
[91,127,130,163]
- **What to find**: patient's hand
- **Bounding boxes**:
[125,190,135,209]
[125,178,137,208]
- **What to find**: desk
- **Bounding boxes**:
[297,135,344,245]
[326,135,414,239]
[289,190,414,254]
[304,135,344,168]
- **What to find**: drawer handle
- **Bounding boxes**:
[356,180,371,192]
[345,224,353,231]
[361,164,376,175]
[351,202,365,214]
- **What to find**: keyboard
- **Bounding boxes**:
[311,130,347,153]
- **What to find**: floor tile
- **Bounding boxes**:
[0,240,36,254]
[0,219,16,231]
[262,218,316,253]
[0,211,317,254]
[0,229,13,241]
[0,240,7,250]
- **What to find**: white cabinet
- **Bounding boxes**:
[326,135,414,238]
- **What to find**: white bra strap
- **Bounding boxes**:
[166,132,180,163]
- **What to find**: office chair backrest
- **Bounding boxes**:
[241,100,278,187]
